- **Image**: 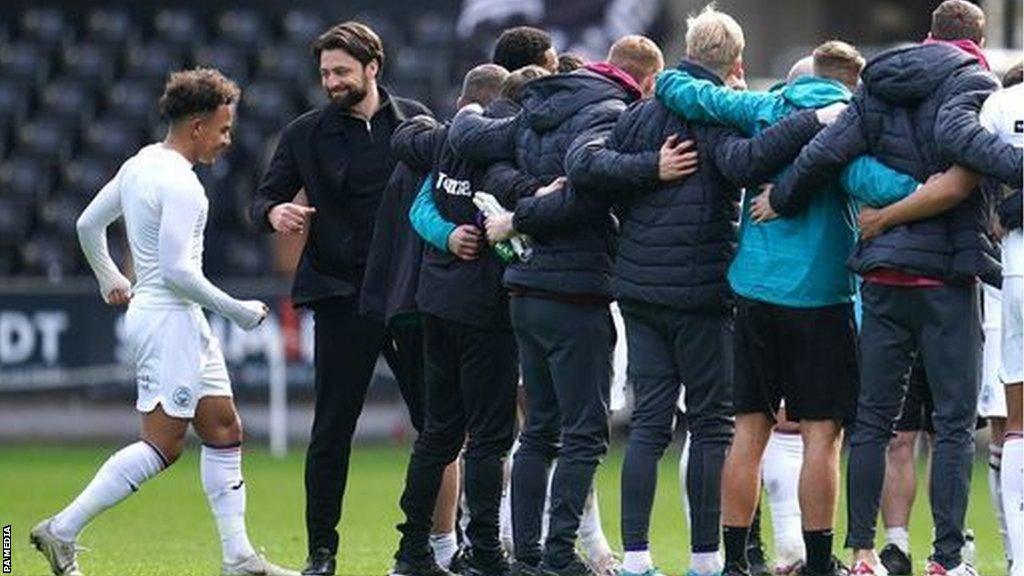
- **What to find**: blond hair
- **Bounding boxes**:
[685,4,745,79]
[607,35,665,86]
[812,40,865,90]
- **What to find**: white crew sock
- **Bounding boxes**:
[691,550,723,575]
[201,445,255,565]
[578,487,613,561]
[623,549,653,573]
[763,431,805,567]
[1002,436,1024,570]
[990,443,1012,562]
[430,531,459,568]
[885,526,911,556]
[51,441,166,541]
[679,432,691,528]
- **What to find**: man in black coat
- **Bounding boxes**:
[249,22,431,576]
[761,2,1024,574]
[565,9,838,575]
[449,35,673,576]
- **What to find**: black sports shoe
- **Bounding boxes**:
[511,560,544,576]
[724,564,752,576]
[390,558,459,576]
[799,557,850,576]
[302,547,336,576]
[879,544,913,576]
[746,540,771,576]
[461,550,511,576]
[538,556,596,576]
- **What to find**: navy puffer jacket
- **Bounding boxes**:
[768,43,1022,284]
[449,69,637,298]
[567,61,826,311]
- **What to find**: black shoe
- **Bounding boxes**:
[391,558,459,576]
[449,548,470,575]
[538,556,596,576]
[879,544,913,576]
[462,550,511,576]
[746,542,771,576]
[302,547,337,576]
[510,561,544,576]
[800,557,850,576]
[724,564,752,576]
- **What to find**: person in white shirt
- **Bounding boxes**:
[29,68,297,576]
[979,62,1024,576]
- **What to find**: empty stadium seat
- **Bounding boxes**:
[0,43,51,86]
[0,80,31,125]
[192,44,251,84]
[216,9,267,46]
[84,8,136,48]
[58,43,117,87]
[15,118,76,165]
[37,78,97,124]
[19,8,67,52]
[61,155,119,200]
[0,198,35,247]
[82,119,144,159]
[413,13,455,47]
[0,155,54,203]
[255,45,314,85]
[153,8,206,47]
[281,9,326,44]
[105,79,161,125]
[20,229,81,278]
[123,43,185,81]
[38,194,84,237]
[240,81,298,127]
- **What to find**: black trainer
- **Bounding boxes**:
[746,540,771,576]
[879,544,913,576]
[724,564,752,576]
[302,547,336,576]
[390,558,459,576]
[461,550,511,576]
[799,556,850,576]
[538,556,596,576]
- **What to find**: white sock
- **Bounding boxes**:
[679,432,691,529]
[763,432,805,567]
[430,531,459,568]
[579,487,612,561]
[1003,436,1024,568]
[51,441,165,541]
[623,549,653,573]
[691,550,723,575]
[990,443,1012,562]
[201,445,255,565]
[885,526,911,555]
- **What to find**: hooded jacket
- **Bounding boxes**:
[566,60,826,311]
[449,68,640,298]
[767,42,1022,284]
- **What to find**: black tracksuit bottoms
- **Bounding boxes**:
[395,314,518,565]
[618,299,734,554]
[305,297,425,556]
[509,296,614,569]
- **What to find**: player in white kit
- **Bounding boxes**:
[29,68,298,576]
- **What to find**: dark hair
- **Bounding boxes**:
[557,53,586,73]
[1003,62,1023,87]
[312,21,385,70]
[931,0,985,44]
[158,67,240,122]
[492,26,553,72]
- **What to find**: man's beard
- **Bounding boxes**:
[328,79,369,110]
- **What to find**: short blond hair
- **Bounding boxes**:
[608,35,665,86]
[812,40,865,90]
[685,4,745,79]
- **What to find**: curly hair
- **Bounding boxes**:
[492,26,553,72]
[158,67,240,122]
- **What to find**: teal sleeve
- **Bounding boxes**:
[655,70,777,136]
[840,155,921,208]
[409,174,455,252]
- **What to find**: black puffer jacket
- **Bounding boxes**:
[567,60,826,311]
[449,69,639,298]
[768,42,1023,284]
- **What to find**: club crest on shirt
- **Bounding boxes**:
[172,386,193,408]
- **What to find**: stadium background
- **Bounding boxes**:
[0,1,1020,575]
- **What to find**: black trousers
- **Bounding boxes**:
[846,283,981,568]
[510,297,613,568]
[305,297,425,555]
[618,299,734,554]
[395,314,518,565]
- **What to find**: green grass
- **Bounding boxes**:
[0,444,1006,576]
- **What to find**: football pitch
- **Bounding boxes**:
[0,445,1007,576]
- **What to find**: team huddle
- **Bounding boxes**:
[27,1,1023,576]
